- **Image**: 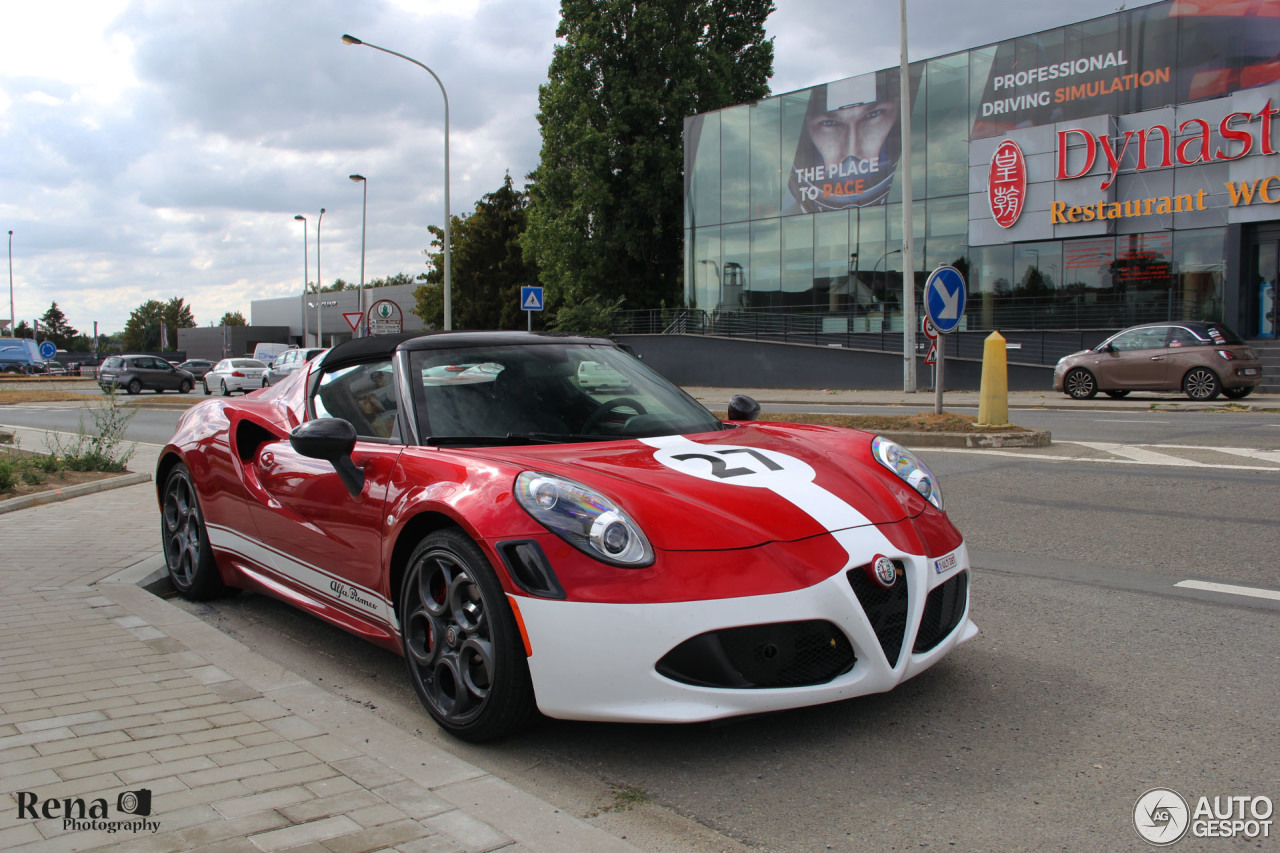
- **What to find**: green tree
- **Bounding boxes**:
[122,297,197,351]
[218,311,248,326]
[12,320,32,338]
[414,174,540,330]
[38,302,79,349]
[523,0,773,323]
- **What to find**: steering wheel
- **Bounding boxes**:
[582,397,648,432]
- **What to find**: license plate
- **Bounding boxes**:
[934,552,958,574]
[1242,368,1258,376]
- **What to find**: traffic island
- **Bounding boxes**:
[752,410,1052,449]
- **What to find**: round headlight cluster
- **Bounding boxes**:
[515,473,653,567]
[872,436,943,510]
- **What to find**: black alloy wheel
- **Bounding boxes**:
[179,379,192,394]
[161,464,225,600]
[1182,367,1221,401]
[400,529,535,741]
[1064,368,1098,400]
[127,378,143,395]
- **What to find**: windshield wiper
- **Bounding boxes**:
[425,435,539,447]
[424,432,604,447]
[506,432,606,444]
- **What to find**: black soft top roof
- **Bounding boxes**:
[319,331,616,371]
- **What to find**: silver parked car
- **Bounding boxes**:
[262,347,325,387]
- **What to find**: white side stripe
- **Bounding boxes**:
[206,524,398,628]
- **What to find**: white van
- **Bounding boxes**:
[252,343,292,366]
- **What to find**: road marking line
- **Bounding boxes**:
[923,446,1280,471]
[1070,441,1206,466]
[1175,580,1280,602]
[1207,447,1280,465]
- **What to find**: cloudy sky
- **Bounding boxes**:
[0,0,1156,336]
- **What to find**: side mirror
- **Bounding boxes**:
[727,394,761,422]
[290,418,365,497]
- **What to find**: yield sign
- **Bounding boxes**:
[924,265,967,334]
[343,312,363,332]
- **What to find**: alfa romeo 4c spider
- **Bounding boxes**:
[158,332,977,741]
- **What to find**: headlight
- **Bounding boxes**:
[872,436,943,510]
[515,472,653,567]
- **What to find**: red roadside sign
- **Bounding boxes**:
[343,312,363,332]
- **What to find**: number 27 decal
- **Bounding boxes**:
[671,448,783,479]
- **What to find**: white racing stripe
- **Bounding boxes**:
[640,434,901,566]
[1174,580,1280,602]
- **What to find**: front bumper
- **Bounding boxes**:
[517,543,977,723]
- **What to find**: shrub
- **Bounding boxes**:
[50,392,137,473]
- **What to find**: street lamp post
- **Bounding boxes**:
[309,300,338,347]
[7,230,13,337]
[350,175,367,336]
[316,208,326,347]
[293,215,309,345]
[342,34,452,330]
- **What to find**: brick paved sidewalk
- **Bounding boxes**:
[0,483,641,853]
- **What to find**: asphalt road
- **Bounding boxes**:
[5,400,1279,851]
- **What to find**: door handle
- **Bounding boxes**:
[1149,356,1164,361]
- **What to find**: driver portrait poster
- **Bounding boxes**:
[787,69,917,211]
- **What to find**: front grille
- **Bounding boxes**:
[846,560,909,667]
[913,571,968,653]
[656,620,855,689]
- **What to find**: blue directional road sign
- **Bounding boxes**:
[924,265,967,335]
[38,340,57,359]
[520,286,544,312]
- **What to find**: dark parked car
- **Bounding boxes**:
[263,347,325,386]
[1054,321,1262,401]
[177,359,215,380]
[97,355,195,395]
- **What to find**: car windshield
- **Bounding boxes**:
[407,343,724,443]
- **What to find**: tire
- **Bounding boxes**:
[400,529,536,742]
[126,379,142,395]
[1222,386,1254,400]
[179,380,192,394]
[1064,368,1098,400]
[203,380,211,395]
[220,379,230,396]
[161,464,225,600]
[1103,389,1130,399]
[1182,367,1221,401]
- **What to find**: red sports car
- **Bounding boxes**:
[158,332,977,741]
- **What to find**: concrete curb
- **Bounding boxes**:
[881,429,1053,448]
[0,471,151,515]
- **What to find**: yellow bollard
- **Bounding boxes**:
[977,330,1010,427]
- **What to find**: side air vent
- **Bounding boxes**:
[657,620,855,689]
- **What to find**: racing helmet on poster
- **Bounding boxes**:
[788,71,906,211]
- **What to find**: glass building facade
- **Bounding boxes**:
[684,0,1280,342]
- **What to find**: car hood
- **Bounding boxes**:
[453,423,915,551]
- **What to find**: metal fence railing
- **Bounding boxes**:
[614,294,1224,367]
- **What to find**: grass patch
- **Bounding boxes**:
[585,784,651,818]
[743,410,1029,433]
